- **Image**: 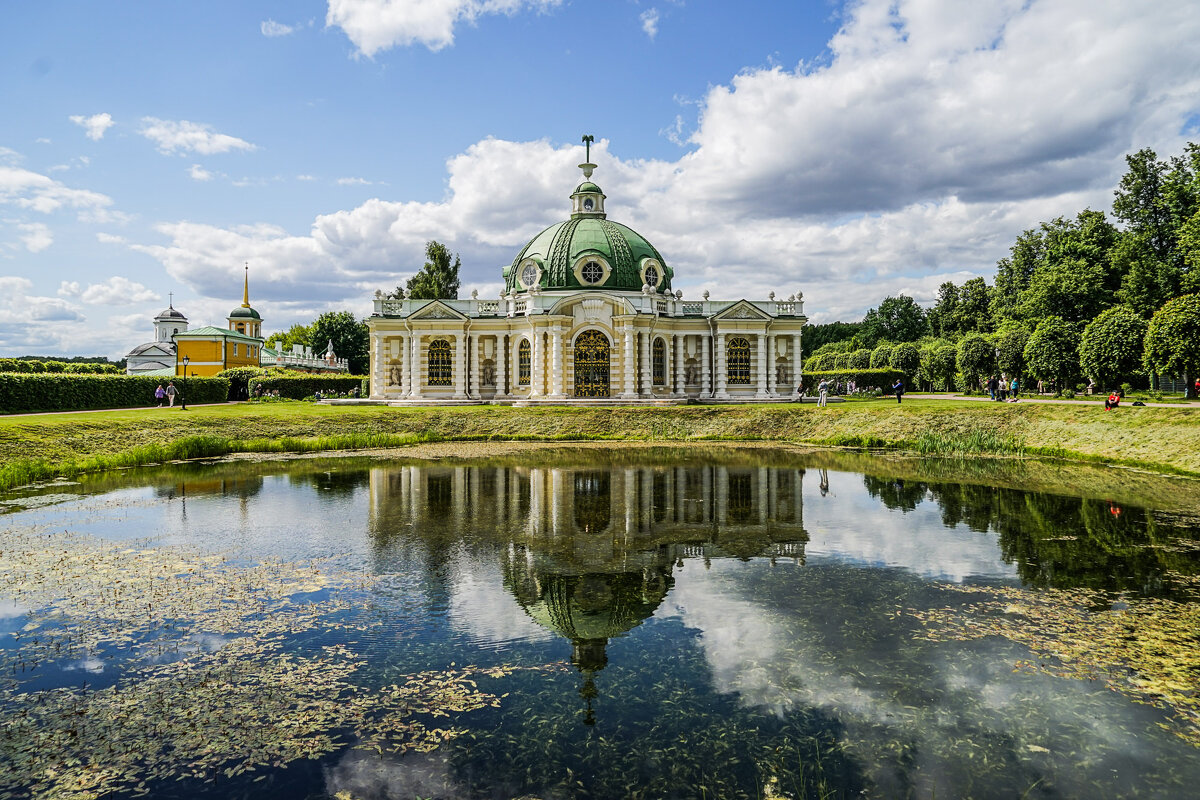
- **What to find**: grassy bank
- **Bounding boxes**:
[1,399,1198,491]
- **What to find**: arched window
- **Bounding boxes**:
[518,339,531,386]
[652,337,665,385]
[727,336,751,384]
[428,339,452,386]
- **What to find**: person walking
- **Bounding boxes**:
[818,378,829,407]
[892,377,904,404]
[165,381,177,407]
[154,384,166,407]
[1009,377,1019,401]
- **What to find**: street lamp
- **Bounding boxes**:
[181,356,189,410]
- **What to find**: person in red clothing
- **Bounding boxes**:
[1104,391,1120,410]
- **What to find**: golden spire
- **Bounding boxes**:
[242,262,250,308]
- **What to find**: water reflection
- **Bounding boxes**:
[368,460,810,723]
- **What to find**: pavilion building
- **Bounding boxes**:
[366,149,806,404]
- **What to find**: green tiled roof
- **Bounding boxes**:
[175,326,263,343]
[505,217,673,293]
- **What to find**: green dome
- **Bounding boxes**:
[574,181,602,194]
[228,306,261,320]
[505,217,674,293]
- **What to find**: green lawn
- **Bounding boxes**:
[1,398,1199,491]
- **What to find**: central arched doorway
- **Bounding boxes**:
[573,330,611,398]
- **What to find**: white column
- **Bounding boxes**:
[756,333,770,398]
[550,327,565,398]
[408,334,422,399]
[469,332,481,399]
[701,333,711,398]
[792,333,803,395]
[530,328,543,398]
[622,327,636,398]
[400,335,410,398]
[673,335,686,397]
[715,333,729,399]
[453,334,466,398]
[640,332,652,396]
[497,335,508,398]
[371,333,384,398]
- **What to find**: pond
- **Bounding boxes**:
[1,445,1198,799]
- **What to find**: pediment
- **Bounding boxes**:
[714,301,770,321]
[409,301,467,321]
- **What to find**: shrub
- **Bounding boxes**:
[1144,294,1200,397]
[869,344,893,369]
[888,342,921,377]
[0,374,229,413]
[800,369,907,394]
[832,352,852,370]
[848,348,872,370]
[248,374,367,400]
[995,324,1031,380]
[1080,306,1147,390]
[1024,316,1082,395]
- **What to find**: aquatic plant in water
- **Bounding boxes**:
[909,582,1200,748]
[0,523,552,798]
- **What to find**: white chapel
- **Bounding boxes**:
[366,145,807,404]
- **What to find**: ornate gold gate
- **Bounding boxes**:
[573,330,611,398]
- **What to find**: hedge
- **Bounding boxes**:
[0,374,229,414]
[248,374,367,399]
[801,369,908,394]
[0,359,120,374]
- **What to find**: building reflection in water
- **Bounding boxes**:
[369,460,808,723]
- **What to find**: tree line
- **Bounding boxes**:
[805,143,1200,397]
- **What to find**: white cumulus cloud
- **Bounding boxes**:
[325,0,562,56]
[139,117,257,156]
[78,276,161,306]
[69,112,115,141]
[17,222,53,252]
[640,8,659,40]
[189,164,214,181]
[261,19,295,37]
[0,165,114,217]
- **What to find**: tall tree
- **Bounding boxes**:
[1113,148,1174,263]
[861,295,927,345]
[310,311,370,375]
[993,229,1045,319]
[955,277,994,334]
[927,281,960,338]
[403,240,461,300]
[264,323,313,352]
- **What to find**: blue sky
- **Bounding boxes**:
[2,0,1198,358]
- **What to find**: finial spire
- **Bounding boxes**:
[168,291,173,308]
[579,134,597,179]
[242,262,250,308]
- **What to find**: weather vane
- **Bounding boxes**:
[580,134,596,178]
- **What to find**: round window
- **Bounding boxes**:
[644,265,659,287]
[521,263,538,288]
[581,261,604,284]
[583,198,594,211]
